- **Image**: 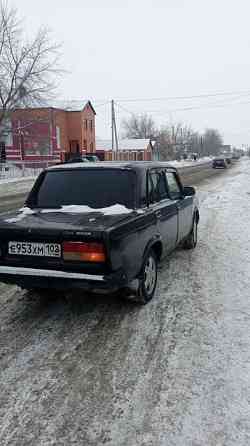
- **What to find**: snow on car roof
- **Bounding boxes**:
[47,161,175,171]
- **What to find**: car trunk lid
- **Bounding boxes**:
[0,207,135,275]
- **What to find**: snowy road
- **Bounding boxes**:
[0,159,250,445]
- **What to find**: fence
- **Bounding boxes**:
[0,160,58,180]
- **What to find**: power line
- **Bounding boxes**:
[142,92,250,113]
[56,89,250,107]
[115,90,250,103]
[115,95,250,117]
[115,102,134,115]
[92,101,110,108]
[152,98,250,115]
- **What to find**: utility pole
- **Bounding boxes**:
[111,100,114,153]
[111,100,118,159]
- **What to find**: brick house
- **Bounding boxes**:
[0,101,96,163]
[95,138,157,161]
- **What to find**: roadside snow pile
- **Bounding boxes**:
[170,157,213,168]
[0,165,23,180]
[0,162,44,181]
[0,177,36,199]
[5,204,133,223]
[0,176,36,185]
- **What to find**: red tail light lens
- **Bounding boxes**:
[63,242,106,262]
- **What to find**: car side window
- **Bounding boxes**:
[148,171,168,204]
[165,172,182,200]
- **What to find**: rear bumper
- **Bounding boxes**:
[0,265,127,292]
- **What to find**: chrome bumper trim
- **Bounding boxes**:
[0,266,104,281]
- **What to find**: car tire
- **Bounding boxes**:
[183,217,198,250]
[124,249,158,304]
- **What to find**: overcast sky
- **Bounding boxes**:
[11,0,250,147]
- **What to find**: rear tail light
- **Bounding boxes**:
[62,242,106,262]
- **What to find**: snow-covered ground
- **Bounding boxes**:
[0,176,36,198]
[0,158,212,200]
[0,159,249,445]
[0,157,212,184]
[169,156,213,168]
[0,163,46,182]
[0,175,36,185]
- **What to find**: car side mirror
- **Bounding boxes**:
[183,186,196,196]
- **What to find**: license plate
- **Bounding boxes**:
[8,241,61,258]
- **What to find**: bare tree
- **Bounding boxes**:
[0,1,62,138]
[121,112,224,160]
[202,128,223,156]
[159,125,223,159]
[156,129,174,160]
[122,114,156,139]
[156,123,196,160]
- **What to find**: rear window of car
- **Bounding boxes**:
[29,168,136,209]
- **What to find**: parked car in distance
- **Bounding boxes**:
[232,153,240,160]
[65,155,99,163]
[212,158,228,169]
[65,156,90,163]
[0,162,199,304]
[85,155,99,162]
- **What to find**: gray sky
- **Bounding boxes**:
[12,0,250,147]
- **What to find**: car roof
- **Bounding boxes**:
[47,161,177,172]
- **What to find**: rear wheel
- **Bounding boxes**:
[183,218,198,249]
[124,249,158,304]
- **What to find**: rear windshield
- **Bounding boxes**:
[29,168,136,209]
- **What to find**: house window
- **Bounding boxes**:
[85,119,88,130]
[90,120,93,132]
[24,137,50,156]
[90,142,94,152]
[83,139,87,151]
[56,126,61,149]
[18,120,50,156]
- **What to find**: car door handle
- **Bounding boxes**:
[155,210,162,218]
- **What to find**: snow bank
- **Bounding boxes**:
[0,177,36,199]
[170,157,213,168]
[0,176,36,185]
